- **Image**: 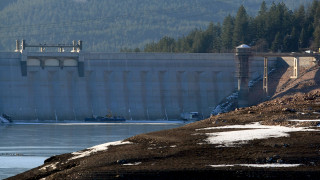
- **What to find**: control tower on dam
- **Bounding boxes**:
[0,51,276,120]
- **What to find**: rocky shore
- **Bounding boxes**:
[8,63,320,180]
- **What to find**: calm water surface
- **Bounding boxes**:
[0,120,186,179]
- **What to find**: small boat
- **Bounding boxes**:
[0,113,12,123]
[180,112,201,121]
[85,115,126,122]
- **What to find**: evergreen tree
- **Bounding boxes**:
[221,15,234,52]
[254,1,268,39]
[271,32,282,52]
[312,25,320,49]
[212,23,222,52]
[299,28,308,49]
[232,5,249,47]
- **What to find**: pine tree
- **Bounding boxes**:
[221,15,234,52]
[232,5,249,47]
[312,25,320,50]
[254,1,268,39]
[271,32,281,52]
[299,28,308,49]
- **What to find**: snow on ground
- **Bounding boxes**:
[123,162,142,166]
[70,141,132,160]
[197,122,319,147]
[209,164,301,168]
[211,92,238,115]
[40,162,58,171]
[288,119,320,122]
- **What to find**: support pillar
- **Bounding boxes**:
[235,44,251,108]
[291,57,299,79]
[15,40,20,52]
[263,57,268,96]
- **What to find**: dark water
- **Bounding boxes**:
[0,121,186,179]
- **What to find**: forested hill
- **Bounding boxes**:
[0,0,311,52]
[142,1,320,53]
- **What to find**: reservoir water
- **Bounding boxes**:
[0,120,186,179]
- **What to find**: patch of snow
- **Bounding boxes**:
[70,141,132,160]
[288,119,320,122]
[0,116,10,123]
[170,145,177,148]
[209,164,301,168]
[40,162,58,171]
[209,164,235,167]
[211,92,238,115]
[198,122,318,147]
[123,162,142,166]
[239,164,301,168]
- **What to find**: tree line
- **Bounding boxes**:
[137,1,320,53]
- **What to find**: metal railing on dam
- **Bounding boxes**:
[0,52,280,120]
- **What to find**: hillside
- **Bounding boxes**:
[0,0,311,52]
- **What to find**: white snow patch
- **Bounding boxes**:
[211,92,238,115]
[239,164,301,168]
[209,164,235,167]
[198,122,318,147]
[40,162,58,171]
[209,164,301,168]
[288,119,320,122]
[123,162,142,166]
[170,145,177,148]
[70,141,132,160]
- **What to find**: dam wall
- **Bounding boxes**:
[0,52,277,120]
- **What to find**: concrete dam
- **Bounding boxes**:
[0,51,277,120]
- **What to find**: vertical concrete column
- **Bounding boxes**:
[15,40,20,52]
[103,71,112,115]
[140,71,148,119]
[159,71,167,119]
[150,71,162,119]
[78,53,84,77]
[176,71,184,115]
[112,71,126,117]
[20,51,27,76]
[75,71,90,119]
[128,71,143,120]
[58,70,73,120]
[145,71,156,119]
[89,71,103,116]
[86,71,94,116]
[37,70,51,120]
[47,71,56,120]
[181,71,189,112]
[66,71,76,120]
[199,71,208,118]
[212,72,221,106]
[167,71,180,119]
[27,71,38,120]
[109,71,123,116]
[291,57,299,79]
[235,44,251,108]
[123,71,131,119]
[263,57,268,96]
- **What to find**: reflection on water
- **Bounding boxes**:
[0,121,185,179]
